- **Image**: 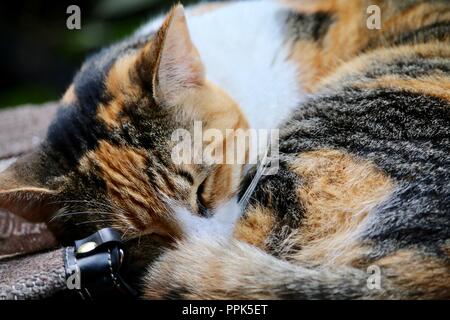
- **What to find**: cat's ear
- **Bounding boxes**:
[0,153,59,222]
[151,4,205,106]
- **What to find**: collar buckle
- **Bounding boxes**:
[64,228,137,299]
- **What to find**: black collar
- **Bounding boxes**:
[63,228,138,299]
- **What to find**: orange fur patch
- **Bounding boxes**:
[283,0,450,92]
[283,0,376,92]
[180,82,250,210]
[289,149,394,266]
[97,54,140,127]
[375,249,450,299]
[379,1,450,41]
[234,205,276,250]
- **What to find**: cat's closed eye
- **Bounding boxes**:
[196,178,209,216]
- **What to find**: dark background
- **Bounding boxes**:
[0,0,204,109]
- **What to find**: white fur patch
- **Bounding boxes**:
[136,0,304,130]
[174,197,241,238]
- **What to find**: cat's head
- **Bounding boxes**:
[0,5,249,241]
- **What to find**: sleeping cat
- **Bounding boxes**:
[0,0,449,299]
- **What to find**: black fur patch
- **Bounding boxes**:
[284,10,335,43]
[363,58,450,79]
[392,22,450,46]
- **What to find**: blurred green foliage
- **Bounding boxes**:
[0,0,202,109]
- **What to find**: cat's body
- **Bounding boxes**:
[0,0,449,299]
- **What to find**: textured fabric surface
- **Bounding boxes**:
[0,104,64,300]
[0,102,58,159]
[0,248,66,300]
[0,210,57,259]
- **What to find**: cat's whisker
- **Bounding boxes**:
[48,199,123,212]
[49,210,115,223]
[47,199,132,217]
[121,226,135,240]
[75,219,114,226]
[239,147,270,208]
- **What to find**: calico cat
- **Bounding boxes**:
[0,0,449,299]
